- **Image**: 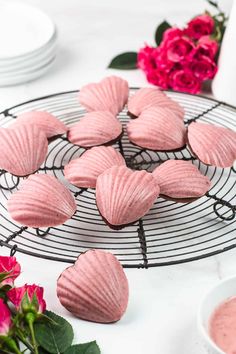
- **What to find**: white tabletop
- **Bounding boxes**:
[0,0,235,353]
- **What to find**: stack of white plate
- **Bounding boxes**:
[0,1,57,86]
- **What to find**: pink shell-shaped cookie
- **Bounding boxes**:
[0,124,48,176]
[187,122,236,168]
[79,76,129,115]
[12,111,68,138]
[64,146,125,188]
[8,174,76,227]
[57,249,129,323]
[127,106,186,151]
[152,160,211,200]
[128,87,184,119]
[67,111,122,147]
[96,166,160,226]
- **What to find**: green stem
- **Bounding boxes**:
[4,338,22,354]
[27,319,38,354]
[15,329,34,352]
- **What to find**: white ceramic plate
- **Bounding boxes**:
[0,45,56,75]
[0,1,56,59]
[0,32,57,66]
[0,57,55,86]
[198,276,236,354]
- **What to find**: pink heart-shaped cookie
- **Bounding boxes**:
[64,146,125,188]
[12,110,68,138]
[79,76,129,115]
[127,106,186,151]
[187,122,236,168]
[128,87,184,119]
[152,160,211,201]
[0,124,48,176]
[57,249,129,323]
[96,165,160,226]
[8,174,76,227]
[67,111,122,147]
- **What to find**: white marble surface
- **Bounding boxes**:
[0,0,235,353]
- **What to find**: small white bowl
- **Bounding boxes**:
[198,275,236,354]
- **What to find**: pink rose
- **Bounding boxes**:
[8,284,46,314]
[185,14,215,40]
[137,45,156,73]
[170,68,201,94]
[0,298,12,336]
[196,35,219,59]
[166,36,194,62]
[189,55,217,80]
[0,256,21,287]
[163,27,183,42]
[146,68,169,89]
[153,46,175,72]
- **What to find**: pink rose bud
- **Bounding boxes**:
[8,284,46,315]
[0,298,12,336]
[0,256,21,287]
[185,14,215,40]
[169,68,201,94]
[166,36,194,62]
[197,35,219,59]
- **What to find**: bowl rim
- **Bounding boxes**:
[197,275,236,354]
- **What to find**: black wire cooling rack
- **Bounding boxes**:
[0,89,235,268]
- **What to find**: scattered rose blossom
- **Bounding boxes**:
[0,298,12,336]
[0,256,21,287]
[185,14,215,40]
[170,69,201,94]
[8,284,46,314]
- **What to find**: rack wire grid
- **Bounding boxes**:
[0,89,235,268]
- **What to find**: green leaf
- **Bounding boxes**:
[64,341,101,354]
[0,285,11,300]
[0,271,11,283]
[154,20,171,46]
[108,52,138,70]
[34,310,74,354]
[207,0,220,9]
[38,347,50,354]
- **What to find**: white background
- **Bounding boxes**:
[0,1,236,353]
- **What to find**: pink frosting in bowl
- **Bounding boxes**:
[209,296,236,354]
[198,276,236,354]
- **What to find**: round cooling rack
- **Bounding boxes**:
[0,89,235,268]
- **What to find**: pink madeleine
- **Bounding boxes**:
[12,110,68,138]
[57,249,129,323]
[127,106,186,151]
[96,166,160,226]
[0,124,47,176]
[79,76,129,115]
[64,146,125,188]
[188,122,236,168]
[153,160,211,200]
[67,111,122,147]
[128,87,184,119]
[8,174,76,228]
